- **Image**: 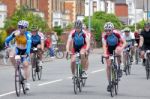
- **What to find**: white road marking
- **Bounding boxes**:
[38,79,63,86]
[0,91,15,98]
[90,68,105,74]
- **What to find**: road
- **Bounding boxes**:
[0,50,150,99]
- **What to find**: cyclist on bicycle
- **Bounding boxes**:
[134,30,140,46]
[30,25,44,66]
[139,23,150,66]
[5,20,31,90]
[66,20,90,78]
[102,22,126,92]
[122,27,135,69]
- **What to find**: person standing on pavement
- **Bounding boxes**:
[45,34,55,58]
[51,32,58,49]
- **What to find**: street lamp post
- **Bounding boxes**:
[88,0,91,33]
[134,0,137,31]
[147,0,149,22]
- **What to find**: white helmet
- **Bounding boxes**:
[104,22,114,30]
[18,20,29,28]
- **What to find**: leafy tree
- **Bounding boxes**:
[0,29,7,50]
[83,11,123,42]
[4,6,50,34]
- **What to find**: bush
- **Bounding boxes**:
[0,30,7,50]
[53,26,64,36]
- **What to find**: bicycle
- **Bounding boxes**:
[44,47,64,59]
[144,50,150,80]
[15,55,27,97]
[123,46,132,75]
[102,51,120,97]
[66,52,86,94]
[31,47,43,81]
[134,43,141,64]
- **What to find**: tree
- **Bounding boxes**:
[4,6,50,34]
[83,11,124,42]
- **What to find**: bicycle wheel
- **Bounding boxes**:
[82,79,86,87]
[127,55,131,75]
[37,66,42,80]
[31,54,37,81]
[114,69,118,95]
[22,81,26,94]
[55,50,64,59]
[145,59,150,80]
[135,49,138,64]
[73,77,78,94]
[110,66,115,97]
[43,50,49,58]
[15,67,21,97]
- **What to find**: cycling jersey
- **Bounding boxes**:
[68,29,88,53]
[102,31,122,55]
[31,32,44,47]
[5,30,31,55]
[122,32,135,46]
[140,30,150,50]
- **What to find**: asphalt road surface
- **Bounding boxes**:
[0,50,150,99]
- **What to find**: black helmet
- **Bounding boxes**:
[144,22,150,27]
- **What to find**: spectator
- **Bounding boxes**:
[45,34,55,58]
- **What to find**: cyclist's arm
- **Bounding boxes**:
[120,36,126,49]
[66,34,72,52]
[85,36,90,51]
[131,33,135,46]
[39,32,45,51]
[5,32,15,46]
[139,35,144,48]
[102,36,107,55]
[26,32,32,55]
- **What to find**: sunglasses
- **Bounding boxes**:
[105,29,111,32]
[18,25,26,29]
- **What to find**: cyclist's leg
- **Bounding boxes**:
[23,57,30,90]
[80,47,87,72]
[71,54,76,75]
[130,46,135,62]
[9,47,16,67]
[140,46,145,65]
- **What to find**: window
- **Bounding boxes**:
[54,21,59,26]
[20,0,39,9]
[93,1,97,12]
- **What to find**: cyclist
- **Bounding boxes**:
[102,22,126,92]
[134,30,140,46]
[139,23,150,66]
[66,20,90,78]
[30,25,44,66]
[5,20,31,90]
[122,27,135,71]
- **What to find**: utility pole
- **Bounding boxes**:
[88,0,91,32]
[147,0,149,22]
[134,0,137,31]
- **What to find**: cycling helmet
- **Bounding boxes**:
[144,22,150,27]
[124,27,130,32]
[74,20,82,29]
[31,25,38,31]
[18,20,29,28]
[104,22,114,30]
